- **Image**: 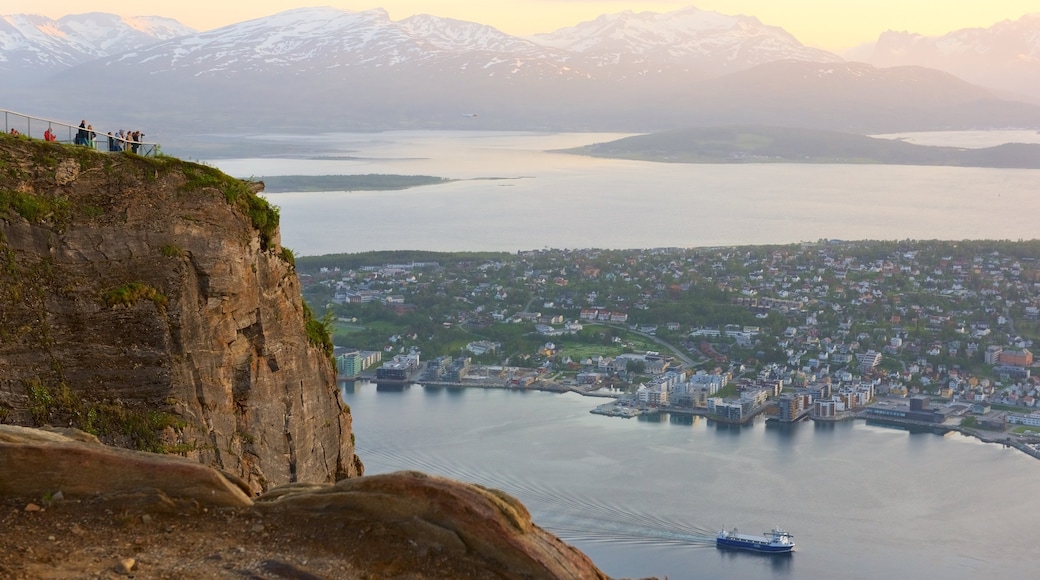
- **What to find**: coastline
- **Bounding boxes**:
[342,376,1040,461]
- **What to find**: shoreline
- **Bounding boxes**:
[341,377,1040,461]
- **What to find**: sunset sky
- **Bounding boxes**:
[7,1,1038,51]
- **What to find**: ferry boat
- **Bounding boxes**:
[716,526,794,553]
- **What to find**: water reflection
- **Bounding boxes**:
[765,420,800,444]
[638,412,665,424]
[717,549,794,575]
[669,414,700,427]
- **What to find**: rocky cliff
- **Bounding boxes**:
[0,133,362,493]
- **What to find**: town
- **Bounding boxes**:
[297,240,1040,456]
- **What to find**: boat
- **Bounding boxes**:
[716,526,795,553]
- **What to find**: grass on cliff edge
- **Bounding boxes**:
[25,379,188,454]
[180,163,280,250]
[2,135,280,254]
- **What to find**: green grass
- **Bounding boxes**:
[23,379,189,453]
[103,282,168,311]
[161,244,184,258]
[303,302,335,365]
[0,190,72,224]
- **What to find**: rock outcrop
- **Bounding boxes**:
[0,425,610,579]
[0,134,362,493]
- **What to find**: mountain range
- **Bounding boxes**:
[0,12,194,82]
[852,13,1040,102]
[1,7,1039,136]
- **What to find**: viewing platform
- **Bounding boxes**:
[2,108,158,156]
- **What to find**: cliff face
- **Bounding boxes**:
[0,134,362,492]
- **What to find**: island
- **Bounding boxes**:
[558,126,1040,169]
[259,174,452,193]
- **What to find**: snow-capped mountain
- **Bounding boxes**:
[96,7,578,80]
[3,7,1037,134]
[858,13,1040,100]
[0,12,194,79]
[60,6,844,82]
[529,6,841,74]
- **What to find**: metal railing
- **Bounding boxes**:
[2,108,159,156]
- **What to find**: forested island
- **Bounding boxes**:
[260,174,452,193]
[561,126,1040,168]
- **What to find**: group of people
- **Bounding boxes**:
[71,120,145,153]
[5,119,148,153]
[106,129,145,154]
[73,120,96,147]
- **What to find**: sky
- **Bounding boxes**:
[5,1,1038,52]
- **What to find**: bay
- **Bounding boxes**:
[206,130,1040,256]
[344,383,1040,580]
[210,130,1040,577]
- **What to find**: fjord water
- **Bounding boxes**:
[211,130,1040,577]
[344,384,1040,580]
[208,130,1040,255]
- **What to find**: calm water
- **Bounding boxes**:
[344,383,1040,580]
[214,130,1040,577]
[207,130,1040,255]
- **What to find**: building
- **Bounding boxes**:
[376,352,421,381]
[865,396,941,423]
[985,346,1003,364]
[857,351,882,372]
[777,393,811,422]
[335,349,381,377]
[999,349,1033,367]
[336,350,362,377]
[1008,412,1040,428]
[708,398,748,422]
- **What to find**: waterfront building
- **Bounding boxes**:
[637,383,669,406]
[813,398,839,418]
[1007,412,1040,428]
[337,351,362,376]
[376,352,421,381]
[708,398,746,421]
[777,393,811,422]
[865,396,942,423]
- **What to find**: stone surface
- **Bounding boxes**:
[0,425,613,579]
[0,425,253,507]
[0,136,361,493]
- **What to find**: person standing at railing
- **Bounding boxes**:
[44,127,56,142]
[75,120,87,145]
[86,125,96,149]
[107,132,122,152]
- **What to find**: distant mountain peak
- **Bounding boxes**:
[0,11,193,77]
[527,6,840,72]
[860,13,1040,100]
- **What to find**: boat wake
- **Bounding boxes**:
[360,444,716,546]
